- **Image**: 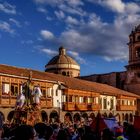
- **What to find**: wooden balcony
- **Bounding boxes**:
[0,95,16,107]
[40,97,53,108]
[0,95,53,108]
[116,105,137,111]
[75,103,88,111]
[62,102,101,111]
[62,102,75,111]
[46,97,53,108]
[87,103,100,111]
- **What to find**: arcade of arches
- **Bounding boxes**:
[0,109,134,124]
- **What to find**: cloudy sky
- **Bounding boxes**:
[0,0,140,76]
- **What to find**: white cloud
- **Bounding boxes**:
[65,16,79,25]
[68,50,85,64]
[38,1,140,62]
[9,18,21,27]
[54,10,65,20]
[125,2,140,14]
[40,30,54,40]
[103,0,125,13]
[67,0,84,7]
[34,0,63,5]
[41,48,57,56]
[90,0,140,14]
[37,7,47,13]
[58,4,86,16]
[0,2,16,14]
[34,0,86,16]
[0,21,15,34]
[21,40,33,45]
[46,16,53,21]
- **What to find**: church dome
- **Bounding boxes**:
[45,47,80,77]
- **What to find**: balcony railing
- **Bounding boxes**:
[0,95,53,108]
[116,105,137,111]
[62,102,101,111]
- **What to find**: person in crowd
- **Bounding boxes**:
[10,124,36,140]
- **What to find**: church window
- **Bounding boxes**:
[137,35,140,41]
[136,48,140,58]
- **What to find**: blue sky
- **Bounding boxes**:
[0,0,140,76]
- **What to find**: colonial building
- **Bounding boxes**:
[45,47,80,77]
[0,64,138,124]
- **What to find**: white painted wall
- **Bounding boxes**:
[51,84,63,109]
[100,95,116,111]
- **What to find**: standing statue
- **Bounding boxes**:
[16,92,25,109]
[31,86,42,105]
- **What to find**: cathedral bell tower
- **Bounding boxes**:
[126,24,140,84]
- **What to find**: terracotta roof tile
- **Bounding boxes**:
[0,64,139,98]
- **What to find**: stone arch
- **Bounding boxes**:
[67,71,70,76]
[41,110,48,123]
[81,113,88,120]
[125,113,129,122]
[82,113,88,119]
[64,112,73,122]
[89,113,95,119]
[73,113,81,122]
[49,110,59,123]
[108,112,113,118]
[0,111,5,122]
[129,113,133,123]
[122,113,125,122]
[115,113,121,123]
[7,111,15,122]
[103,112,107,118]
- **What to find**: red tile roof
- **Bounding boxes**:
[0,64,139,98]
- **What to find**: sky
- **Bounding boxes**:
[0,0,140,76]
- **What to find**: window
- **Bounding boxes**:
[79,97,84,103]
[56,89,58,96]
[62,71,66,76]
[130,100,133,106]
[103,98,107,109]
[2,83,10,95]
[47,88,52,97]
[11,84,18,96]
[137,36,140,41]
[110,99,114,110]
[122,100,124,105]
[136,48,140,58]
[41,87,46,97]
[69,95,72,102]
[83,97,87,103]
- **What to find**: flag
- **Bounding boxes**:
[104,117,119,130]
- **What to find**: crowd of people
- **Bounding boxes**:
[0,117,140,140]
